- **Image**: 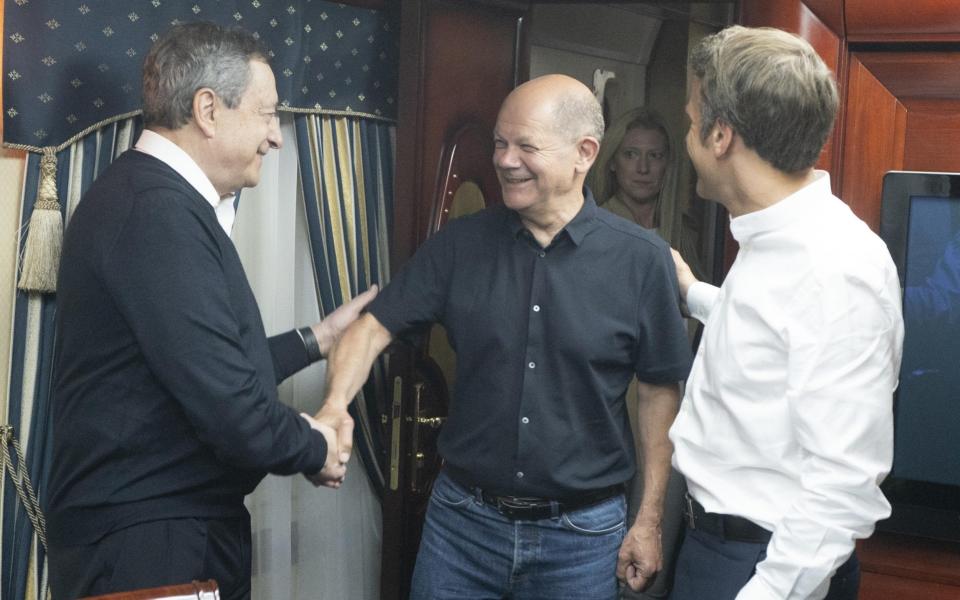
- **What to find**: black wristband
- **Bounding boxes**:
[297,326,323,363]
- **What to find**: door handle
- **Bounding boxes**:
[409,381,448,493]
[389,375,403,491]
[410,382,425,493]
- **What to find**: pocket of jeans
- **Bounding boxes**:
[430,474,474,508]
[560,496,627,536]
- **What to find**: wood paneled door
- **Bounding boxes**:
[381,2,527,599]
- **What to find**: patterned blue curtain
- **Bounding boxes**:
[3,0,397,150]
[295,113,394,496]
[3,118,141,600]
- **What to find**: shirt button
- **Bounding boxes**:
[528,361,536,369]
[532,305,540,312]
[516,471,524,479]
[521,417,530,424]
[538,251,545,258]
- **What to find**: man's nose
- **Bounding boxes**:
[268,117,282,150]
[494,147,518,168]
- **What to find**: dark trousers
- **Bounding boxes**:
[669,527,860,600]
[48,516,251,600]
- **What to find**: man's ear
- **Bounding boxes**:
[576,136,601,174]
[193,88,217,138]
[709,120,734,159]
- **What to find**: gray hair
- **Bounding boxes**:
[142,22,268,129]
[554,92,605,145]
[689,25,838,173]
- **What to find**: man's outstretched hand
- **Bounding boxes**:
[311,286,379,356]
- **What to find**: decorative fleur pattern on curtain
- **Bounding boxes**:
[296,113,394,496]
[3,118,142,600]
[3,0,398,151]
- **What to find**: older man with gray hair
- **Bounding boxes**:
[46,22,374,599]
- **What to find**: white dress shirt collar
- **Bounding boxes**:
[134,129,236,235]
[729,170,830,244]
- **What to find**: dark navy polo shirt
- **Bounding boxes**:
[368,190,691,498]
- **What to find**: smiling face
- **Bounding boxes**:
[612,126,668,205]
[210,60,282,195]
[492,96,582,216]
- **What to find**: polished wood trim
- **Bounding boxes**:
[861,572,960,600]
[394,0,522,268]
[430,120,499,233]
[394,0,427,271]
[81,580,218,600]
[847,0,960,42]
[839,53,906,232]
[856,52,960,100]
[803,0,844,38]
[859,532,960,589]
[901,98,960,172]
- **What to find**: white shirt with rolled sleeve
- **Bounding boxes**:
[670,171,904,600]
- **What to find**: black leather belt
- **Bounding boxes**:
[479,485,624,521]
[684,493,772,544]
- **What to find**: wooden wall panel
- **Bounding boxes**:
[847,0,960,42]
[859,532,960,600]
[860,573,960,600]
[801,0,844,36]
[902,99,960,173]
[739,1,841,70]
[386,3,525,597]
[857,52,960,100]
[839,54,907,232]
[394,0,521,267]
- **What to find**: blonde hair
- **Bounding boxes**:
[587,107,683,246]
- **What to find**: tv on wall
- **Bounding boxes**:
[879,171,960,541]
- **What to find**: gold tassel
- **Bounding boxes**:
[17,148,63,294]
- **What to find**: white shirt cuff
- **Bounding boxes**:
[686,281,720,324]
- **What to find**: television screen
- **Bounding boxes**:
[895,194,960,485]
[880,172,960,540]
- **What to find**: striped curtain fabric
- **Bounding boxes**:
[295,113,394,496]
[3,112,396,600]
[3,117,141,600]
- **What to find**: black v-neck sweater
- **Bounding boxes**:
[46,150,327,545]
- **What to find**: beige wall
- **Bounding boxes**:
[1,151,25,409]
[2,0,28,407]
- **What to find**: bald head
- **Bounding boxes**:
[493,74,604,217]
[501,74,605,144]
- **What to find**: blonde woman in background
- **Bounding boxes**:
[589,107,705,281]
[588,107,697,600]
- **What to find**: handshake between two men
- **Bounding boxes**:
[300,284,380,489]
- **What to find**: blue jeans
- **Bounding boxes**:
[410,470,627,600]
[669,527,860,600]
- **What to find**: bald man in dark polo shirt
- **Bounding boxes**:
[319,74,691,599]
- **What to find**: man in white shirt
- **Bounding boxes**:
[668,26,904,600]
